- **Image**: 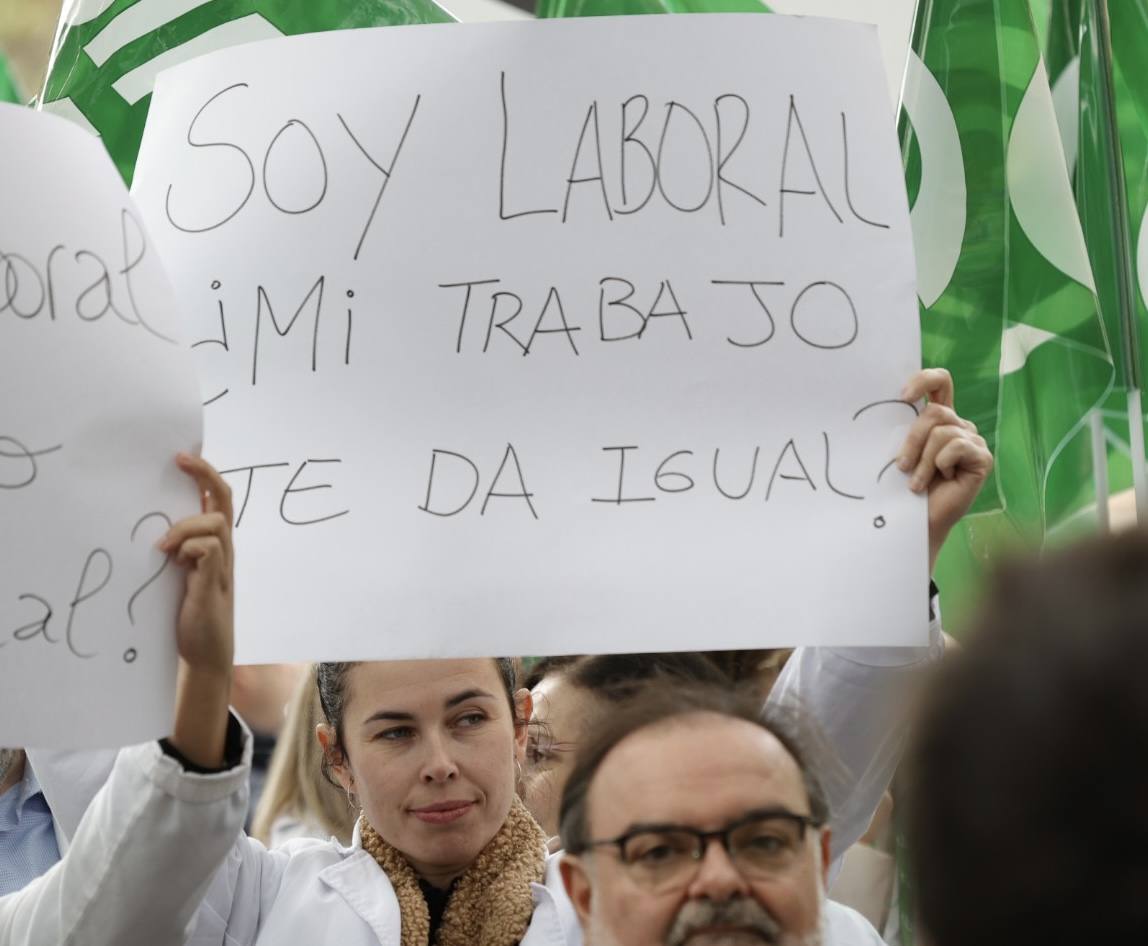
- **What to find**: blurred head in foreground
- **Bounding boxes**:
[909,530,1148,946]
[558,684,832,946]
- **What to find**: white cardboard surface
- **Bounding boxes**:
[132,15,925,662]
[1,104,203,747]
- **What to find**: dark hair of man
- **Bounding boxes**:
[908,530,1148,946]
[522,655,581,692]
[315,658,519,786]
[524,652,729,698]
[558,682,830,855]
[555,653,729,700]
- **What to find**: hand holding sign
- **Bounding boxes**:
[161,454,235,770]
[0,103,202,748]
[897,368,994,570]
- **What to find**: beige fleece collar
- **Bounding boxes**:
[360,795,547,946]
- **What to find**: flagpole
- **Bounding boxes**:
[1092,0,1148,523]
[1129,391,1148,519]
[899,0,931,115]
[1091,408,1110,531]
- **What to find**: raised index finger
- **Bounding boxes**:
[176,453,235,527]
[901,368,954,408]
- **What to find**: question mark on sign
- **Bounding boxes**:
[0,436,63,489]
[851,398,921,529]
[125,511,173,663]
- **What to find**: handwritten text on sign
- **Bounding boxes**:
[0,104,203,747]
[133,15,925,661]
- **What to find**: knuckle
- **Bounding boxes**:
[926,424,955,448]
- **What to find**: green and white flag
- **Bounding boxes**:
[1076,1,1148,501]
[538,0,769,21]
[901,0,1114,626]
[39,0,455,185]
[0,53,21,104]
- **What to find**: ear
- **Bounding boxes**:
[513,687,534,759]
[559,854,594,927]
[316,723,354,794]
[819,827,833,887]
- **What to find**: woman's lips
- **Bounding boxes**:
[410,801,476,825]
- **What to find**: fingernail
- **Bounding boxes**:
[897,456,912,472]
[910,476,924,492]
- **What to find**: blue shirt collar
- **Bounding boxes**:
[0,761,46,829]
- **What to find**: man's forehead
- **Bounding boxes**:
[586,712,809,833]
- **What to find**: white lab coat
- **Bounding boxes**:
[23,617,940,946]
[771,612,944,873]
[185,821,580,946]
[0,737,249,946]
[25,748,120,857]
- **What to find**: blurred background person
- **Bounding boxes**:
[908,529,1148,946]
[250,666,357,847]
[231,662,307,825]
[522,653,729,846]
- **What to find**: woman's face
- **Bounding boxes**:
[521,673,602,840]
[321,659,528,887]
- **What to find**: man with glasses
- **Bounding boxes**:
[558,685,883,946]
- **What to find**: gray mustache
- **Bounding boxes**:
[667,898,782,946]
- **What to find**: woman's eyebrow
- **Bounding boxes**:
[359,689,494,725]
[445,688,496,708]
[361,709,414,725]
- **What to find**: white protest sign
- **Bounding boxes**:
[132,15,924,662]
[0,104,203,748]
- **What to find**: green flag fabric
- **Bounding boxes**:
[39,0,455,185]
[901,0,1114,627]
[537,0,768,20]
[1044,0,1083,175]
[1076,1,1148,496]
[1045,0,1084,82]
[1029,0,1051,55]
[0,53,21,104]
